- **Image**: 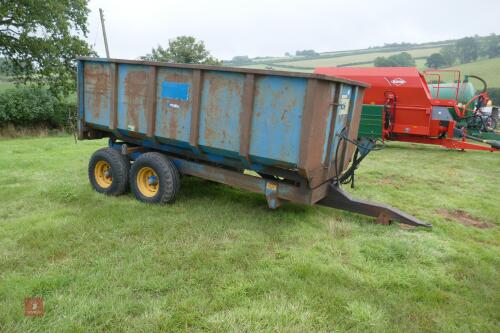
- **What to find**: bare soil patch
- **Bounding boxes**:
[438,209,495,229]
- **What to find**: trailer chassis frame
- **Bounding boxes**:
[110,141,431,228]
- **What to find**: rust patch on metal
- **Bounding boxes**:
[204,125,216,143]
[124,70,149,132]
[325,82,341,173]
[203,73,243,146]
[297,79,317,173]
[189,69,203,147]
[146,66,158,138]
[376,212,391,225]
[254,80,264,114]
[169,108,178,138]
[239,73,255,161]
[205,76,223,145]
[84,63,110,120]
[77,56,369,89]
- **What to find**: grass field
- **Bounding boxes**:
[238,45,500,89]
[445,57,500,89]
[278,47,442,68]
[0,136,499,332]
[242,56,500,89]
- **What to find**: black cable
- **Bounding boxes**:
[332,128,385,188]
[340,133,386,151]
[333,127,349,186]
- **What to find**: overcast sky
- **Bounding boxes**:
[86,0,500,60]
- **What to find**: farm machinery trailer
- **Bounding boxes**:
[76,57,430,227]
[315,67,500,152]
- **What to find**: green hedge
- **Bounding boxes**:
[0,86,75,129]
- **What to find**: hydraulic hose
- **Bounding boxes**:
[466,75,487,93]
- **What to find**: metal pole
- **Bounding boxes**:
[99,8,110,58]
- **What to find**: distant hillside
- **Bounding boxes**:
[227,36,500,88]
[224,41,452,68]
[445,57,500,89]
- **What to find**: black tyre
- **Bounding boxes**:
[466,115,484,130]
[88,148,130,196]
[130,152,180,204]
[484,116,497,131]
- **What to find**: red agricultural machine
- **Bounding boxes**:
[315,67,500,152]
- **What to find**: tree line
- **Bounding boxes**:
[0,2,221,97]
[426,35,500,69]
[372,35,499,68]
[0,1,221,131]
[374,52,416,67]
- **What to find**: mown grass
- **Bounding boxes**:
[0,136,499,332]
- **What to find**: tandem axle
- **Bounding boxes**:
[87,139,431,228]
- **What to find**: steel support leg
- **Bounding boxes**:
[317,184,432,228]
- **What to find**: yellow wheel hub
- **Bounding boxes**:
[136,167,159,197]
[94,160,112,189]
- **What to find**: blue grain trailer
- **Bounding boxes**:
[77,57,429,227]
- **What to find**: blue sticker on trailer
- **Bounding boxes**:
[161,81,190,101]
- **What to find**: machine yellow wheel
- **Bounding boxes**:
[94,160,113,188]
[130,152,180,204]
[136,166,159,197]
[88,148,129,196]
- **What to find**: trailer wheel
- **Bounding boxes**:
[130,152,180,204]
[89,148,129,196]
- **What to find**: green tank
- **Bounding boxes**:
[427,81,476,104]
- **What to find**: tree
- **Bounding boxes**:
[295,49,318,57]
[374,52,415,67]
[231,55,250,65]
[374,56,397,67]
[439,45,456,66]
[0,0,94,96]
[481,34,500,59]
[425,53,447,69]
[455,37,478,64]
[382,42,414,48]
[390,52,416,66]
[141,36,221,65]
[0,57,13,77]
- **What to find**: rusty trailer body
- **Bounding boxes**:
[78,57,430,227]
